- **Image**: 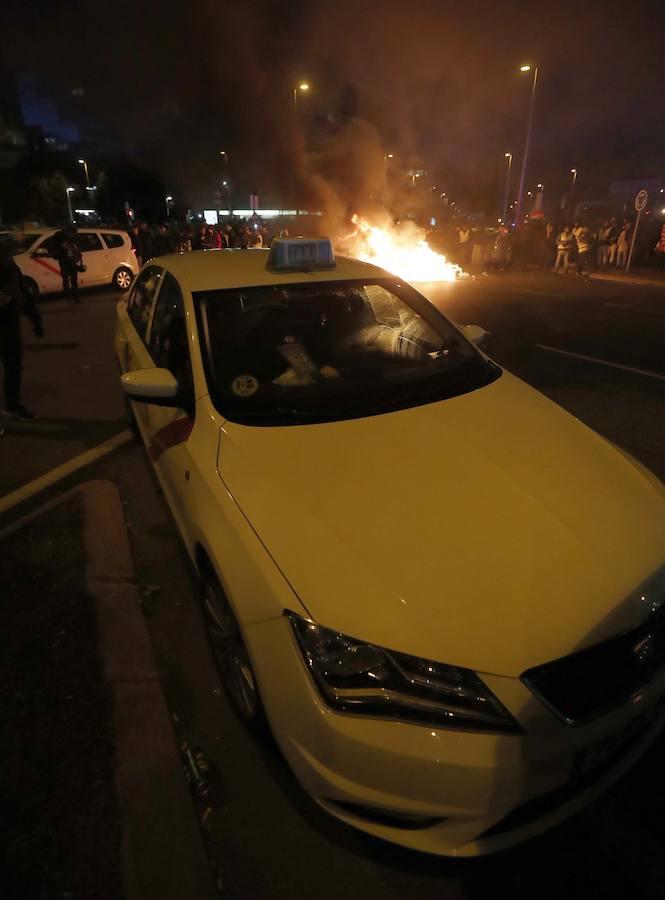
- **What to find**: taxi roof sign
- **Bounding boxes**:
[267,237,336,272]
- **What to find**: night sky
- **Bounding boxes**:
[2,0,664,213]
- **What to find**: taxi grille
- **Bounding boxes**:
[522,604,665,725]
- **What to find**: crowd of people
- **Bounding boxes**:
[128,217,280,266]
[437,216,665,276]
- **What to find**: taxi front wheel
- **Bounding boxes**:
[201,572,263,725]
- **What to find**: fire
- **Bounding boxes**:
[339,214,462,283]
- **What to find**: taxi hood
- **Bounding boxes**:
[217,372,665,677]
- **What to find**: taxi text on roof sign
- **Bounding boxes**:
[267,238,336,272]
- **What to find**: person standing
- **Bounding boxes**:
[0,241,44,420]
[136,222,155,264]
[55,225,83,303]
[154,223,174,257]
[606,218,620,265]
[616,222,632,268]
[597,220,612,267]
[554,225,574,273]
[576,226,594,278]
[457,224,471,266]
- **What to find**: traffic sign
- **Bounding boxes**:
[635,190,648,212]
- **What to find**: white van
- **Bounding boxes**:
[1,228,139,298]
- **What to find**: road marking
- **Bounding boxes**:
[0,429,133,516]
[511,286,570,299]
[536,344,665,381]
[604,302,665,316]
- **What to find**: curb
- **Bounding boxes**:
[81,480,217,900]
[590,273,665,289]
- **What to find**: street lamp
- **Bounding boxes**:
[569,168,578,218]
[293,82,310,109]
[165,195,173,217]
[382,153,394,206]
[78,158,90,190]
[502,152,513,225]
[65,186,75,223]
[515,63,539,226]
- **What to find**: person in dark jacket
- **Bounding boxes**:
[154,224,175,257]
[136,222,155,264]
[0,241,44,420]
[55,225,83,303]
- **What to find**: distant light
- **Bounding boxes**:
[661,208,665,215]
[78,159,85,164]
[165,195,173,201]
[387,153,394,158]
[571,168,577,174]
[299,82,310,91]
[520,65,531,72]
[66,186,75,193]
[415,173,421,178]
[222,181,228,186]
[537,183,543,189]
[661,189,664,193]
[505,152,511,158]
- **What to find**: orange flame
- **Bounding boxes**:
[340,214,462,283]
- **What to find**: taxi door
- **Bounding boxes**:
[75,231,110,286]
[118,266,164,435]
[142,272,195,540]
[28,234,63,294]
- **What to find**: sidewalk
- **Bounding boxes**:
[590,267,665,289]
[1,481,217,900]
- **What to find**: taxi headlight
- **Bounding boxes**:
[288,612,521,734]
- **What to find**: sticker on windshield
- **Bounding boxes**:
[231,375,259,397]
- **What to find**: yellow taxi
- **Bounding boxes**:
[114,239,665,856]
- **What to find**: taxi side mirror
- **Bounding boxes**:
[121,368,182,407]
[461,324,489,347]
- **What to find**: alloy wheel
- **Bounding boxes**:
[203,580,258,720]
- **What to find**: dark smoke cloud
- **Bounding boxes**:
[2,0,665,213]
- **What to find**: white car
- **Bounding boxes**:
[2,227,138,297]
[115,239,665,857]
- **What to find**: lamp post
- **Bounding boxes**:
[165,195,173,218]
[515,64,539,226]
[66,186,75,223]
[502,152,512,224]
[78,158,90,190]
[568,168,578,219]
[382,153,394,206]
[293,82,310,109]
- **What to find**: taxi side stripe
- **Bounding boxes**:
[33,257,62,277]
[148,416,194,462]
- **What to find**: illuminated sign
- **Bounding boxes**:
[267,238,336,271]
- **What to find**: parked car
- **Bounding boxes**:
[0,228,138,298]
[114,238,665,857]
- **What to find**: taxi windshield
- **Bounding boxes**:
[196,279,500,425]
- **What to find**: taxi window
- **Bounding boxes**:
[128,266,163,341]
[149,273,193,404]
[102,233,125,249]
[37,235,61,258]
[76,233,103,252]
[196,279,500,425]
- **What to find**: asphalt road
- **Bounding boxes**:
[3,271,665,899]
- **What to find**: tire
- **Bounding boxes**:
[22,277,39,301]
[201,571,264,725]
[113,267,134,291]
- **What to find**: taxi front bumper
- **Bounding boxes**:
[244,615,665,856]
